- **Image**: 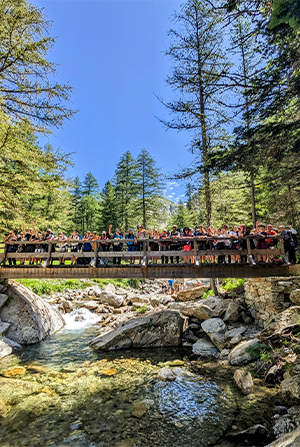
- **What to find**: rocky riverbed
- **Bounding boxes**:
[0,278,300,446]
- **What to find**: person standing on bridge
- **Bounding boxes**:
[109,225,123,265]
[69,230,80,265]
[4,230,17,266]
[82,231,93,266]
[135,224,150,264]
[122,228,136,265]
[279,225,297,264]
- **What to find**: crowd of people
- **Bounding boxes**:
[3,221,298,266]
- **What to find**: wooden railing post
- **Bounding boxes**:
[194,240,199,266]
[0,243,8,266]
[90,241,98,267]
[42,242,52,268]
[246,238,256,266]
[142,240,147,267]
[280,236,289,265]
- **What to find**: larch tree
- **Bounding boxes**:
[158,0,231,226]
[113,151,139,230]
[0,0,75,132]
[99,181,118,231]
[135,148,164,228]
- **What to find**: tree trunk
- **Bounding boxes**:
[250,168,256,228]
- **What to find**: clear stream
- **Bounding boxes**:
[0,311,273,447]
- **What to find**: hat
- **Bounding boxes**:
[129,228,134,231]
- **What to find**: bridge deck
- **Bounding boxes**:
[0,263,297,279]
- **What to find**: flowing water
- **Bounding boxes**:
[0,310,270,447]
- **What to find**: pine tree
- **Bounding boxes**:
[82,172,99,196]
[159,0,231,226]
[0,0,75,133]
[98,181,118,230]
[113,151,139,229]
[135,148,164,228]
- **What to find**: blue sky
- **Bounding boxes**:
[34,0,195,202]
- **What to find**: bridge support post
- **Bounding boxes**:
[42,242,52,268]
[194,242,199,266]
[142,241,147,267]
[247,239,256,266]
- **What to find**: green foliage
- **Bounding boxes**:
[135,148,165,229]
[135,305,148,314]
[0,0,75,131]
[18,278,144,295]
[247,343,272,361]
[222,278,245,292]
[202,289,215,299]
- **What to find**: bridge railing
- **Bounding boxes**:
[0,236,288,267]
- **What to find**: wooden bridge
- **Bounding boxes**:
[0,238,298,279]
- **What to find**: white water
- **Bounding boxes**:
[61,308,102,332]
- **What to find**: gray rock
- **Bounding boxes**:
[0,322,10,336]
[92,285,102,296]
[0,294,8,309]
[192,339,219,357]
[201,318,227,351]
[170,297,229,321]
[290,290,300,305]
[90,310,184,351]
[158,367,177,381]
[233,369,254,394]
[0,281,65,345]
[259,307,300,340]
[98,290,124,308]
[265,425,300,447]
[225,327,246,341]
[280,375,300,400]
[228,338,259,366]
[0,339,12,359]
[176,286,209,302]
[223,301,240,323]
[2,336,21,349]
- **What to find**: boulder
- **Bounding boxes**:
[158,367,177,381]
[227,425,269,446]
[0,339,12,359]
[81,301,99,311]
[259,307,300,340]
[223,301,240,323]
[225,327,246,341]
[169,297,228,321]
[149,295,174,307]
[290,290,300,305]
[192,339,219,357]
[280,375,300,400]
[97,290,124,308]
[0,322,10,336]
[130,295,150,305]
[0,294,8,309]
[228,338,259,366]
[176,286,209,302]
[92,285,102,297]
[0,281,65,345]
[233,369,254,395]
[264,425,300,447]
[90,310,184,351]
[201,318,227,351]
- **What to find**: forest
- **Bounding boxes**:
[1,0,300,236]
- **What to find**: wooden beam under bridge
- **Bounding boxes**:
[0,263,294,280]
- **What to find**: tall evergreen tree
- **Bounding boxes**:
[82,172,99,196]
[159,0,231,226]
[99,181,118,230]
[113,151,139,229]
[0,0,75,133]
[135,148,164,228]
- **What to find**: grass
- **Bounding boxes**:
[246,343,272,361]
[18,278,145,296]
